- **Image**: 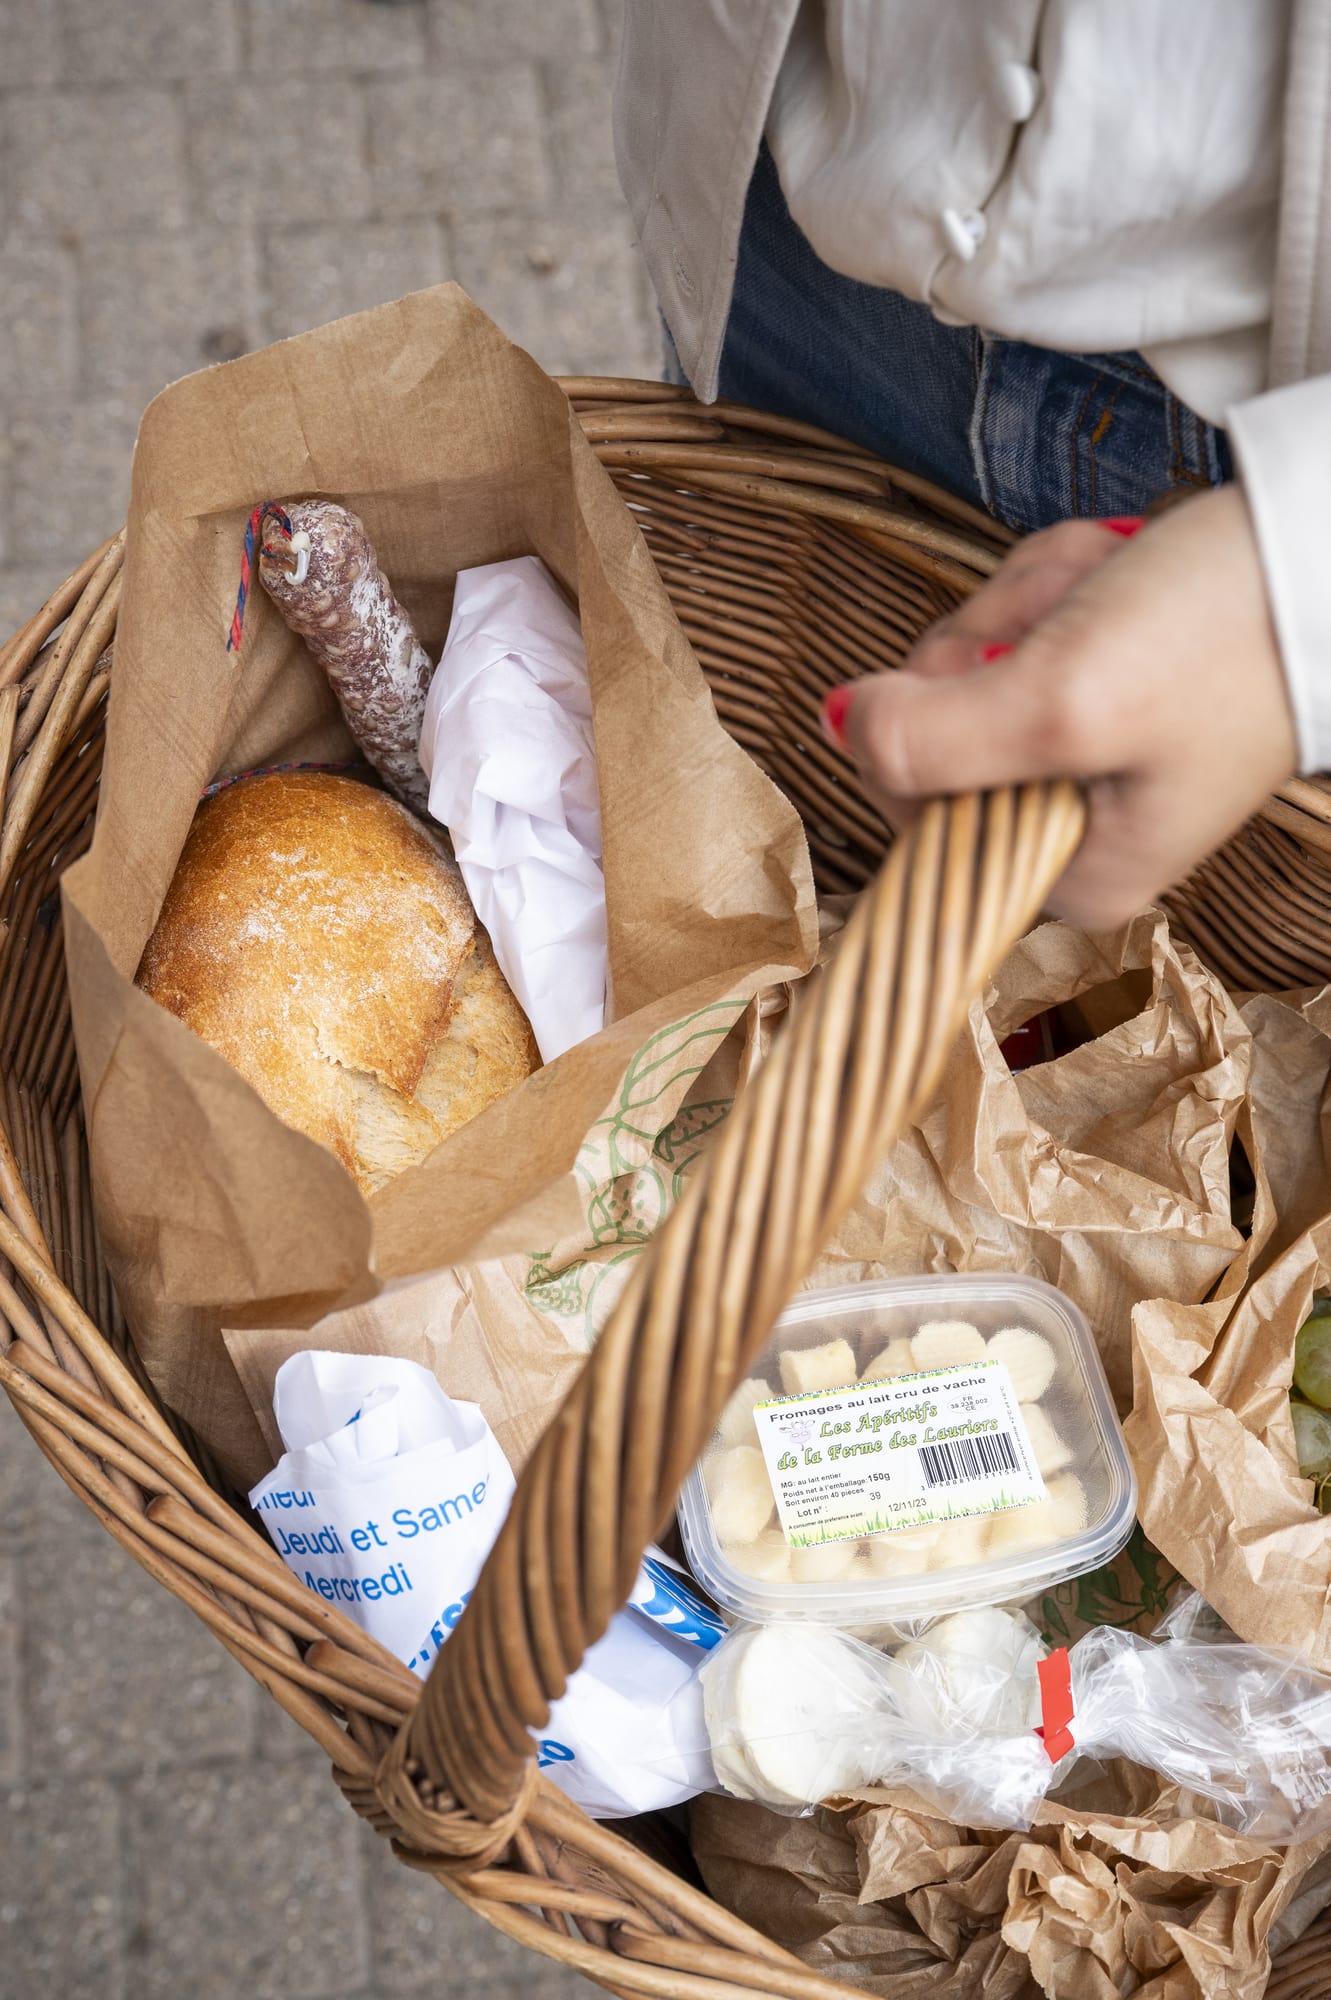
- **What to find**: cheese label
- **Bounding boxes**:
[751,1360,1045,1549]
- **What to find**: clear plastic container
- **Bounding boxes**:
[679,1275,1136,1628]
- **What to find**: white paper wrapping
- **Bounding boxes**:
[250,1351,719,1815]
[418,556,607,1063]
[249,1351,514,1668]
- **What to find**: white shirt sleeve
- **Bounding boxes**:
[1226,376,1331,774]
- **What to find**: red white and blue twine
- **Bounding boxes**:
[226,500,294,653]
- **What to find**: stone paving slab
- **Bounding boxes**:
[0,1557,20,1787]
[0,0,657,635]
[22,1530,261,1781]
[80,227,267,406]
[0,3,655,1992]
[8,88,193,237]
[0,1777,127,2000]
[122,1761,372,2000]
[263,219,452,342]
[0,245,80,406]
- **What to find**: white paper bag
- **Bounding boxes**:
[541,1614,718,1816]
[418,556,607,1063]
[250,1351,719,1815]
[249,1351,515,1670]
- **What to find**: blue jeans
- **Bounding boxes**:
[669,143,1233,528]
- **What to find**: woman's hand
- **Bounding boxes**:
[823,485,1297,929]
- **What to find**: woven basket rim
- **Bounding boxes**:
[0,379,1324,1999]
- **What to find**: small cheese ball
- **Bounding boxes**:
[717,1377,772,1448]
[708,1445,776,1544]
[727,1529,793,1582]
[911,1320,986,1371]
[928,1513,990,1569]
[1019,1403,1073,1477]
[862,1526,940,1576]
[1046,1472,1089,1535]
[986,1473,1087,1554]
[789,1538,860,1583]
[987,1326,1057,1402]
[985,1501,1052,1556]
[861,1339,918,1383]
[779,1337,857,1397]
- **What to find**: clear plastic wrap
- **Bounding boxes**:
[1068,1623,1331,1841]
[698,1605,1331,1840]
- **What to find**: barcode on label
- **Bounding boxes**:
[920,1430,1021,1488]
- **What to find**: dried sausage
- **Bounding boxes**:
[258,500,431,811]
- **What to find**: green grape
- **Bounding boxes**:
[1291,1397,1331,1481]
[1293,1306,1331,1411]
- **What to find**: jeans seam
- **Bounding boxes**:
[970,333,1001,521]
[1167,393,1213,490]
[1206,420,1234,486]
[1117,354,1158,386]
[1069,370,1111,516]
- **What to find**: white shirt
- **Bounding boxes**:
[613,1,1331,774]
[768,1,1288,428]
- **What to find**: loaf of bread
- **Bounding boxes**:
[136,771,538,1194]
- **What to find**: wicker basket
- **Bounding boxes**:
[0,380,1327,2000]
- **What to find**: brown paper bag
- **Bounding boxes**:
[689,1797,1038,1997]
[223,1000,773,1476]
[62,286,816,1486]
[1128,983,1331,1665]
[693,1784,1330,2000]
[806,908,1250,1417]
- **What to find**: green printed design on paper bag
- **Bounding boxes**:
[523,1001,744,1345]
[1038,1526,1177,1646]
[605,1006,741,1165]
[587,1167,667,1247]
[653,1097,732,1174]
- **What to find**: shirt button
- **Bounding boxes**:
[940,206,987,261]
[997,59,1041,122]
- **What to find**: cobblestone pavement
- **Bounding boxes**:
[0,3,657,1994]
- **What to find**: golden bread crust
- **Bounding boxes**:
[137,771,537,1192]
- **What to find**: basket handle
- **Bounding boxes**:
[381,782,1084,1860]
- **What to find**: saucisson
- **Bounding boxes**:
[258,500,432,811]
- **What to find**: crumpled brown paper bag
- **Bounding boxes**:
[806,907,1250,1416]
[1128,982,1331,1667]
[693,1782,1331,2000]
[61,285,816,1487]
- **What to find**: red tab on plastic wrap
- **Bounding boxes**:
[1036,1647,1075,1763]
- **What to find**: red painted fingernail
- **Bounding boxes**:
[821,684,854,747]
[1099,516,1145,537]
[980,642,1013,661]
